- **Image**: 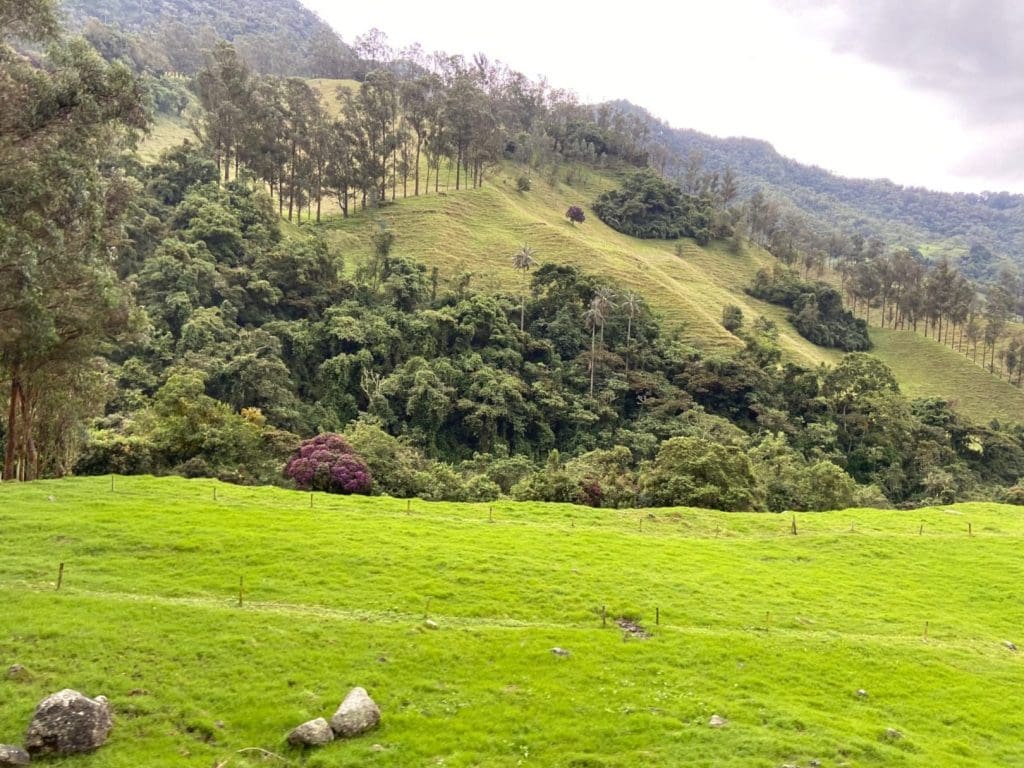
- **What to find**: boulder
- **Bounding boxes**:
[1003,640,1017,652]
[0,745,30,766]
[855,688,869,698]
[286,717,334,747]
[24,690,112,756]
[550,647,570,657]
[330,687,380,738]
[423,620,439,630]
[708,714,727,728]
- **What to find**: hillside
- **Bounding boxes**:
[616,101,1024,271]
[309,144,1024,424]
[59,0,355,76]
[3,476,1024,766]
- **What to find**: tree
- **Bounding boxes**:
[640,436,763,511]
[512,244,536,331]
[566,205,585,225]
[283,433,372,494]
[622,291,642,371]
[1,29,147,480]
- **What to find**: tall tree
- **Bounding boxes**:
[1,22,147,479]
[512,244,536,331]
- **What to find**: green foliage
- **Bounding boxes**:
[640,436,763,511]
[721,304,743,333]
[749,267,871,351]
[515,175,531,192]
[593,169,714,243]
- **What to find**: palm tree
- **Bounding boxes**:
[593,287,616,343]
[622,291,641,371]
[512,244,536,331]
[584,296,607,398]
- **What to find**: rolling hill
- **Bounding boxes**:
[2,476,1023,766]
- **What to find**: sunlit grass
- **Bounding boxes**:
[2,476,1023,766]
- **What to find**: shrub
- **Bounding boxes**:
[593,169,713,243]
[722,304,744,333]
[516,175,531,192]
[566,205,585,225]
[283,433,372,494]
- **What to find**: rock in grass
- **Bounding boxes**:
[5,665,30,682]
[550,647,570,657]
[0,745,30,766]
[884,727,903,741]
[1003,640,1017,652]
[330,688,380,738]
[287,717,334,747]
[855,688,869,698]
[424,619,439,630]
[25,690,112,756]
[708,714,727,728]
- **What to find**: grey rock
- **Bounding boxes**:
[1003,640,1017,652]
[809,760,821,767]
[855,688,868,698]
[708,714,727,728]
[371,743,385,752]
[0,745,30,766]
[25,690,112,756]
[286,717,333,747]
[550,647,570,657]
[423,619,439,630]
[884,727,903,741]
[330,687,380,738]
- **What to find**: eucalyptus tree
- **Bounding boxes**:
[1,12,147,479]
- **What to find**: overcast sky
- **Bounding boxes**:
[300,0,1024,194]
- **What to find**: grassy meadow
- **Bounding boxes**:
[2,476,1024,766]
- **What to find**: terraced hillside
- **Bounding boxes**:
[2,476,1023,767]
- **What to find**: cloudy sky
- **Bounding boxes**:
[301,0,1023,194]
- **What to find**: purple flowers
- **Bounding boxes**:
[284,433,373,494]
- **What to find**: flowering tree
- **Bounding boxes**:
[566,205,586,225]
[283,433,372,494]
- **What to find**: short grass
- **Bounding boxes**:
[136,115,195,163]
[2,476,1024,767]
[869,328,1024,423]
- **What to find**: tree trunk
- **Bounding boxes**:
[414,136,422,196]
[19,384,36,481]
[590,325,597,398]
[3,376,19,480]
[626,317,632,372]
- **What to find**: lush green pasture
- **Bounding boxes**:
[2,476,1023,766]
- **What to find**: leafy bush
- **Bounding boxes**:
[593,169,713,243]
[283,433,372,494]
[566,205,585,225]
[516,175,531,192]
[722,304,744,333]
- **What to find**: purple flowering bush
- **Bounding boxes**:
[283,433,372,494]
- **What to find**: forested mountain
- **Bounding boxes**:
[60,0,355,76]
[616,101,1024,275]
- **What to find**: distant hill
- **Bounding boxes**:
[60,0,355,77]
[613,101,1024,277]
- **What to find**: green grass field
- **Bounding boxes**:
[2,476,1024,766]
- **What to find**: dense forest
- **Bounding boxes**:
[60,0,355,76]
[6,0,1024,512]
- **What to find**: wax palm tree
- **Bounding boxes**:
[593,287,617,343]
[585,296,607,398]
[512,244,536,331]
[622,291,641,371]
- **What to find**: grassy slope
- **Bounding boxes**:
[318,164,837,367]
[136,115,194,162]
[2,476,1024,767]
[870,329,1024,423]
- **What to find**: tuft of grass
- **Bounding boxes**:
[2,476,1024,766]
